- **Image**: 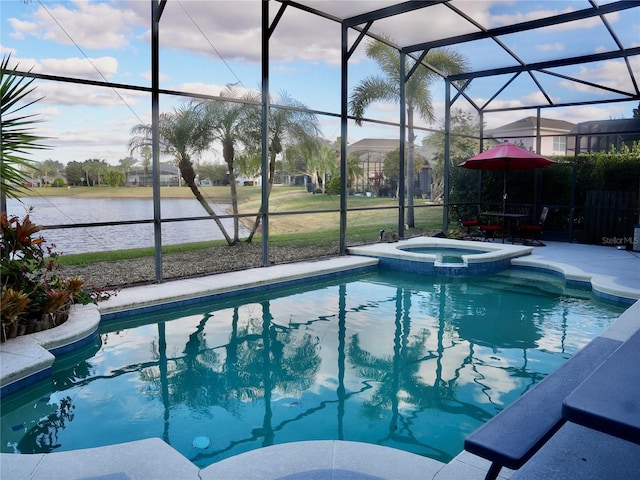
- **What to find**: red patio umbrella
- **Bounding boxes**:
[458,141,556,213]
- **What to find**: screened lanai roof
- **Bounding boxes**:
[274,1,639,113]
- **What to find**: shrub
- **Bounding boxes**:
[326,175,341,195]
[0,210,113,341]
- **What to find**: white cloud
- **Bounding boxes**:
[491,7,574,27]
[492,8,614,32]
[39,56,119,79]
[174,82,230,98]
[559,60,637,95]
[1,45,18,57]
[7,18,39,40]
[167,82,266,103]
[140,70,170,82]
[536,43,564,52]
[35,82,144,107]
[552,104,629,124]
[33,107,61,122]
[22,0,144,50]
[522,91,558,105]
[150,1,349,66]
[3,53,119,81]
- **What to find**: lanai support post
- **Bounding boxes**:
[151,0,166,283]
[261,0,270,267]
[398,52,407,239]
[339,22,348,255]
[443,80,452,232]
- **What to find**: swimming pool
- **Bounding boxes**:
[0,268,626,468]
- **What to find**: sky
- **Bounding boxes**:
[2,0,639,166]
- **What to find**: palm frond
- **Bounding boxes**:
[349,76,397,125]
[351,38,468,127]
[1,54,49,199]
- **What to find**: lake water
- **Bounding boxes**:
[6,196,247,255]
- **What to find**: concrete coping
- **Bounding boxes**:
[0,304,100,391]
[349,237,533,265]
[510,257,640,301]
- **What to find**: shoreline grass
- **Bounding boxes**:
[22,185,240,201]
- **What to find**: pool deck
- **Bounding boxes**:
[1,240,639,480]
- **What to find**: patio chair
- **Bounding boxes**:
[479,223,502,242]
[456,204,482,240]
[519,207,549,246]
[508,207,530,233]
[459,218,480,240]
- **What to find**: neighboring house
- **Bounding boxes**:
[274,172,311,188]
[126,163,180,186]
[347,138,432,197]
[234,174,262,187]
[348,138,395,194]
[567,118,640,153]
[484,116,576,156]
[28,173,67,187]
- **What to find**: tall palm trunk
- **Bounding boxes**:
[178,155,233,245]
[246,148,276,242]
[223,139,240,244]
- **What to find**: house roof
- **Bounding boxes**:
[348,138,400,154]
[570,118,640,135]
[486,116,576,135]
[127,163,179,175]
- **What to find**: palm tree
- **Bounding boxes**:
[201,86,256,244]
[349,37,468,227]
[1,55,48,207]
[284,139,336,193]
[346,152,364,190]
[129,102,234,245]
[313,143,339,194]
[245,91,320,241]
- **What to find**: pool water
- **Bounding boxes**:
[399,247,488,263]
[0,269,626,467]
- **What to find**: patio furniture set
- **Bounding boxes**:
[458,207,548,245]
[457,141,555,246]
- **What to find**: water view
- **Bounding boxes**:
[1,269,626,467]
[6,197,244,254]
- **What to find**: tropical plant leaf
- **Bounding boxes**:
[1,54,49,199]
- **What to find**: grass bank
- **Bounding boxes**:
[25,185,238,201]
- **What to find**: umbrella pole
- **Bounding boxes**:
[502,171,507,243]
[502,171,507,214]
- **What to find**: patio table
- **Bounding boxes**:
[562,329,640,445]
[480,212,528,243]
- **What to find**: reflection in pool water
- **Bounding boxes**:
[0,269,626,467]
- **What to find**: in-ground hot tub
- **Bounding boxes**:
[348,237,533,275]
[398,246,489,264]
